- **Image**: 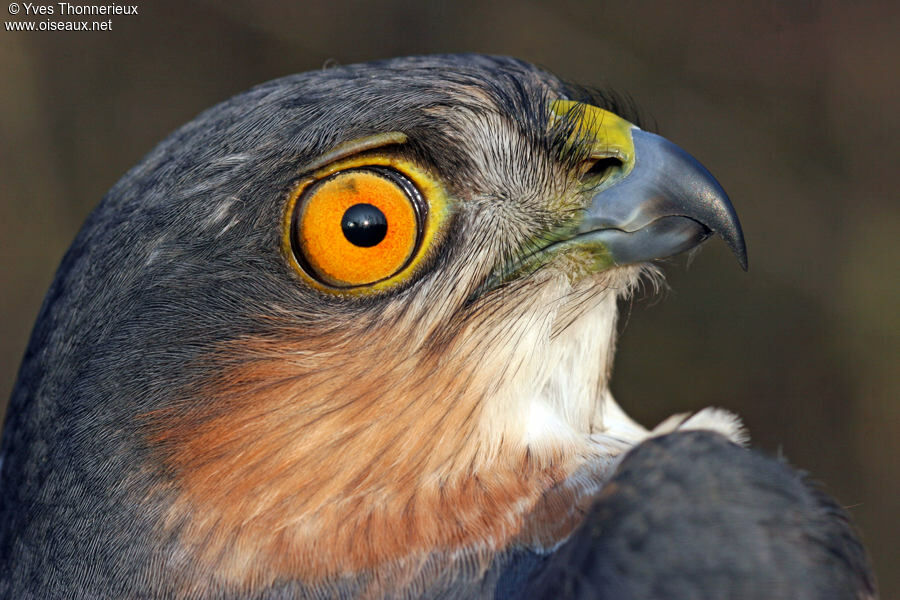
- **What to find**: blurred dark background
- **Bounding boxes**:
[1,0,896,595]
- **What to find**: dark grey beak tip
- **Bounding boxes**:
[710,190,748,271]
[712,191,748,271]
[736,240,749,271]
[661,131,748,272]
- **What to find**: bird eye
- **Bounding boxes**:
[289,166,434,289]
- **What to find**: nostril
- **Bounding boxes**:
[582,157,623,181]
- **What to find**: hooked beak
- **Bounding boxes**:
[556,101,748,270]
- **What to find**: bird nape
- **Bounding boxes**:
[0,55,875,599]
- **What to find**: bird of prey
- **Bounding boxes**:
[0,55,875,599]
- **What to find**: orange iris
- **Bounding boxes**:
[294,169,420,287]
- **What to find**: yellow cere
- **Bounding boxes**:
[549,100,638,176]
[284,150,451,295]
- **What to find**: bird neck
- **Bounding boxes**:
[141,275,638,594]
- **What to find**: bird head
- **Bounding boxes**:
[1,55,745,595]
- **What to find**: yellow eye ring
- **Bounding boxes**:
[283,154,450,295]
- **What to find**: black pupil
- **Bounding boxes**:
[341,203,388,247]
